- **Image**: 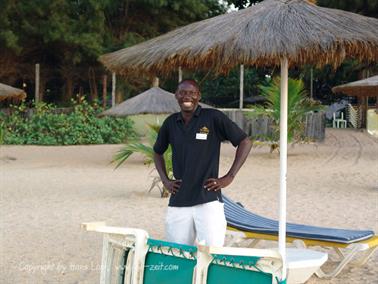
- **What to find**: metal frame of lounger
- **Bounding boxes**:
[82,222,286,284]
[223,196,378,278]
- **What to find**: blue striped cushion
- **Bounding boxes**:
[223,195,374,244]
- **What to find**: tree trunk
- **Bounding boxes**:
[88,67,98,103]
[116,89,123,104]
[102,75,108,108]
[66,76,74,102]
[39,77,46,102]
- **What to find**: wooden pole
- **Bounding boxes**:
[310,68,313,99]
[112,72,116,107]
[102,75,108,108]
[179,66,182,83]
[152,77,159,87]
[239,65,244,110]
[35,63,40,103]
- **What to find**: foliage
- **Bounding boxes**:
[0,0,226,102]
[0,120,4,144]
[0,99,135,145]
[225,0,378,105]
[317,0,378,18]
[112,124,172,197]
[298,61,378,104]
[246,77,322,149]
[225,0,263,10]
[191,66,270,107]
[228,0,378,17]
[1,0,376,106]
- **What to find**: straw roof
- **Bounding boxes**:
[100,0,378,76]
[0,83,27,102]
[332,75,378,97]
[100,87,213,117]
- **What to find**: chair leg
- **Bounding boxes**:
[100,234,113,284]
[292,240,307,249]
[293,240,376,279]
[315,245,361,278]
[225,233,242,246]
[350,246,378,267]
[247,238,261,248]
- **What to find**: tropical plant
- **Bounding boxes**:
[113,124,172,198]
[246,77,322,152]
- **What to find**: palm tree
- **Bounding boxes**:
[113,124,172,197]
[247,77,321,152]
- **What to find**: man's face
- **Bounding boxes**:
[175,82,201,113]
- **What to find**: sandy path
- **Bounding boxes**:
[0,129,377,283]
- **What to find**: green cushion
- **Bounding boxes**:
[144,239,197,284]
[207,263,273,284]
[143,252,196,284]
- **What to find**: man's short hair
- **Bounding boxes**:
[178,79,199,91]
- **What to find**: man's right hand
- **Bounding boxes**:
[162,179,182,195]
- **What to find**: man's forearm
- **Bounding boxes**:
[227,137,252,178]
[153,153,169,183]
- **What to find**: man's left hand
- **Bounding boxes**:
[204,175,234,191]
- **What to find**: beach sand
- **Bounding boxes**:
[0,128,377,283]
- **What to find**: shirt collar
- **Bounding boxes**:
[176,105,202,122]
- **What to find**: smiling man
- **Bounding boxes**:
[153,79,252,246]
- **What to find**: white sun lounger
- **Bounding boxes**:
[82,222,327,284]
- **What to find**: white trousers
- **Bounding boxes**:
[165,201,227,247]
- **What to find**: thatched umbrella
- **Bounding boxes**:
[332,75,378,127]
[100,87,212,117]
[101,87,180,116]
[332,75,378,97]
[0,83,27,102]
[100,0,378,277]
[100,1,378,77]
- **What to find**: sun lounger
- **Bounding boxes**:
[223,195,378,278]
[82,222,292,284]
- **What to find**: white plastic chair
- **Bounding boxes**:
[333,112,347,128]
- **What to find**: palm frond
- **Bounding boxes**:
[113,141,155,169]
[250,76,321,144]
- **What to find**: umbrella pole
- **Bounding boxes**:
[279,58,288,280]
[239,64,244,110]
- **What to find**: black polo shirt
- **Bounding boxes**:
[153,106,247,207]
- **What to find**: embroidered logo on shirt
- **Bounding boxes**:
[196,126,209,140]
[199,126,209,134]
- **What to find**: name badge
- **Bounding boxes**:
[196,133,207,140]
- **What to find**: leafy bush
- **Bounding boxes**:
[0,100,136,145]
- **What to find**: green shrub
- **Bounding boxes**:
[0,100,136,145]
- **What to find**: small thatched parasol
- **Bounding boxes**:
[0,83,27,102]
[332,75,378,127]
[99,1,378,277]
[332,75,378,97]
[100,86,212,117]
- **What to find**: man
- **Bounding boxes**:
[153,79,252,247]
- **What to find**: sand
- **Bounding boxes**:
[0,128,377,283]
